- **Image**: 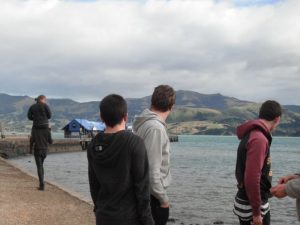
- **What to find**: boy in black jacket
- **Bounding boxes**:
[87,94,154,225]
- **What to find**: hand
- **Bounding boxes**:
[270,184,288,198]
[160,202,169,208]
[251,215,263,225]
[278,175,299,184]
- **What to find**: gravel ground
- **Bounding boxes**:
[0,158,95,225]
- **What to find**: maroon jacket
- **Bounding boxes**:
[236,119,271,216]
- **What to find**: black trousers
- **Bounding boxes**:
[34,150,47,186]
[239,212,270,225]
[150,195,169,225]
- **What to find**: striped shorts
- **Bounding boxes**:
[233,196,270,221]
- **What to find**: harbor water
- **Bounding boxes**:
[11,135,300,225]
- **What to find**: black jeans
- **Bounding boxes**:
[150,195,169,225]
[34,150,47,186]
[239,212,270,225]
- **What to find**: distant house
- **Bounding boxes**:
[62,119,105,138]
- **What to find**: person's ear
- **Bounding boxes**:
[170,104,175,112]
[124,113,129,123]
[275,116,281,125]
[272,117,281,130]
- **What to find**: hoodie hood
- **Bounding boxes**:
[236,119,271,141]
[89,130,131,167]
[133,109,166,132]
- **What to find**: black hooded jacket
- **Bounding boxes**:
[27,102,51,128]
[87,130,154,225]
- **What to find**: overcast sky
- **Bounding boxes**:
[0,0,299,104]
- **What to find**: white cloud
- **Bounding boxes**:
[0,0,299,104]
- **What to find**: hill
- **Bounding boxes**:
[0,91,299,136]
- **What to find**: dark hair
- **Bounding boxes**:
[35,95,46,102]
[259,100,282,121]
[99,94,127,127]
[151,85,176,112]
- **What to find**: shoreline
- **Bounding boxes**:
[0,157,95,225]
[3,157,93,205]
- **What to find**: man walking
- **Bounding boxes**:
[233,100,282,225]
[133,85,176,225]
[271,174,300,221]
[87,94,153,225]
[28,95,52,191]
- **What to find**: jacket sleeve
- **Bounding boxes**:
[27,106,33,121]
[87,143,100,211]
[45,104,52,119]
[131,138,154,225]
[244,133,269,217]
[286,178,300,199]
[143,128,168,204]
[48,129,53,144]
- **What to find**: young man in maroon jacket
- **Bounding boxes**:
[233,100,282,225]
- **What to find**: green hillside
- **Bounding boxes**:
[0,91,299,136]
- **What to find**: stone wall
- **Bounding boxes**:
[0,138,82,158]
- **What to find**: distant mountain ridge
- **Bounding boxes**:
[175,90,251,109]
[0,91,299,136]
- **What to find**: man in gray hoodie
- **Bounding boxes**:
[133,85,176,225]
[271,174,300,220]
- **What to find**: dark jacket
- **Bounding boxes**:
[31,128,53,152]
[235,120,272,216]
[87,130,154,225]
[27,102,51,128]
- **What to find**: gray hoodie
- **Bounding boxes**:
[133,109,171,204]
[286,177,300,221]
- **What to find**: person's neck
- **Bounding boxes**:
[150,107,169,122]
[260,119,274,133]
[104,123,125,134]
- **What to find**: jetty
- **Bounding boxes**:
[0,158,95,225]
[0,137,82,159]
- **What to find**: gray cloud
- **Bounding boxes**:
[0,0,299,104]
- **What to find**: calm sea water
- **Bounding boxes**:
[11,135,300,225]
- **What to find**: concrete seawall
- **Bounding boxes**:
[0,137,82,158]
[0,157,95,225]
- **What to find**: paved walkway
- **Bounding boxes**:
[0,158,95,225]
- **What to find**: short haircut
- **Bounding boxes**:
[151,85,176,112]
[100,94,127,127]
[259,100,282,121]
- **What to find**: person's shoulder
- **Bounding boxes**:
[250,129,268,140]
[121,131,146,150]
[92,132,105,143]
[41,103,50,109]
[122,131,143,143]
[29,103,37,109]
[88,132,103,150]
[248,129,269,146]
[141,117,162,127]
